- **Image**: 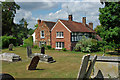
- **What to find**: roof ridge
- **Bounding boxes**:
[43,20,56,23]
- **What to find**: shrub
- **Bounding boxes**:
[34,45,38,49]
[62,48,67,51]
[46,45,51,49]
[2,36,17,48]
[75,36,98,53]
[23,36,33,47]
[51,48,55,50]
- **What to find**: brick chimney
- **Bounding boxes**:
[82,17,86,25]
[37,19,41,24]
[89,22,93,29]
[68,15,73,21]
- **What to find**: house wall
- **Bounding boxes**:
[51,21,71,50]
[35,22,51,47]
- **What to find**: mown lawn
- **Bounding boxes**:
[0,47,117,78]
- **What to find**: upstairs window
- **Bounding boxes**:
[41,31,44,38]
[56,32,64,38]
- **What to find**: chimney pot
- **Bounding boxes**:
[89,22,93,29]
[82,17,86,25]
[68,15,73,21]
[37,19,41,24]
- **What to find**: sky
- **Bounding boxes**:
[1,0,105,29]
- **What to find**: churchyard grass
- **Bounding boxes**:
[1,47,117,78]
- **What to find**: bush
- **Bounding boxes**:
[75,36,98,53]
[51,48,55,50]
[2,36,17,48]
[34,45,38,49]
[62,48,67,51]
[23,36,33,47]
[46,45,51,49]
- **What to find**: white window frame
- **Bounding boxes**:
[56,32,64,38]
[40,31,45,38]
[56,42,64,49]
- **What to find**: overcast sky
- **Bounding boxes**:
[9,0,105,29]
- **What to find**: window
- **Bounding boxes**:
[56,32,64,38]
[41,31,44,38]
[56,42,64,49]
[71,32,83,42]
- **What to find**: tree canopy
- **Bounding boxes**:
[99,2,120,52]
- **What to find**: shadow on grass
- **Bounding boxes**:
[106,51,120,55]
[29,68,45,71]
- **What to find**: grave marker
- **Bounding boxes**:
[27,46,32,58]
[41,47,45,54]
[28,56,40,70]
[9,44,13,51]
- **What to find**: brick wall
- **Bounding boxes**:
[51,21,71,50]
[35,21,51,47]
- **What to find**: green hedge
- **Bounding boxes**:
[1,36,17,48]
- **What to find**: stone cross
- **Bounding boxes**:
[41,47,45,54]
[27,46,32,58]
[28,56,40,70]
[9,43,13,51]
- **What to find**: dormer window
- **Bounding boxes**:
[41,31,44,38]
[56,32,64,38]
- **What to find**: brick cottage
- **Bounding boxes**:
[32,15,102,50]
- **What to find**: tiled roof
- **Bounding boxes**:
[44,21,56,30]
[60,20,95,33]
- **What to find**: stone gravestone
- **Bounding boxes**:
[0,73,15,80]
[28,56,40,70]
[27,46,32,58]
[41,47,45,54]
[9,44,13,51]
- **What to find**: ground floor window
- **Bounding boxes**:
[56,42,64,49]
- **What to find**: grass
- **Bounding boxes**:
[0,47,118,78]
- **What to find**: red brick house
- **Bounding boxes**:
[51,15,96,50]
[33,20,56,47]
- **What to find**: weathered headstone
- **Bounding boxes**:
[0,73,15,80]
[27,46,32,58]
[86,55,97,78]
[9,44,13,51]
[28,56,40,70]
[77,54,97,80]
[41,47,45,54]
[77,54,90,80]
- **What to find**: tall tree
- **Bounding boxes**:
[99,2,120,52]
[2,0,20,35]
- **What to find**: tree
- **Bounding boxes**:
[2,0,20,36]
[34,24,38,28]
[99,2,120,53]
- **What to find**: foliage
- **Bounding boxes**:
[75,36,98,53]
[51,48,55,50]
[34,24,38,28]
[62,48,67,51]
[99,2,120,53]
[28,28,34,35]
[33,45,38,49]
[1,36,16,48]
[23,36,33,47]
[46,45,51,49]
[94,25,104,36]
[2,0,20,36]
